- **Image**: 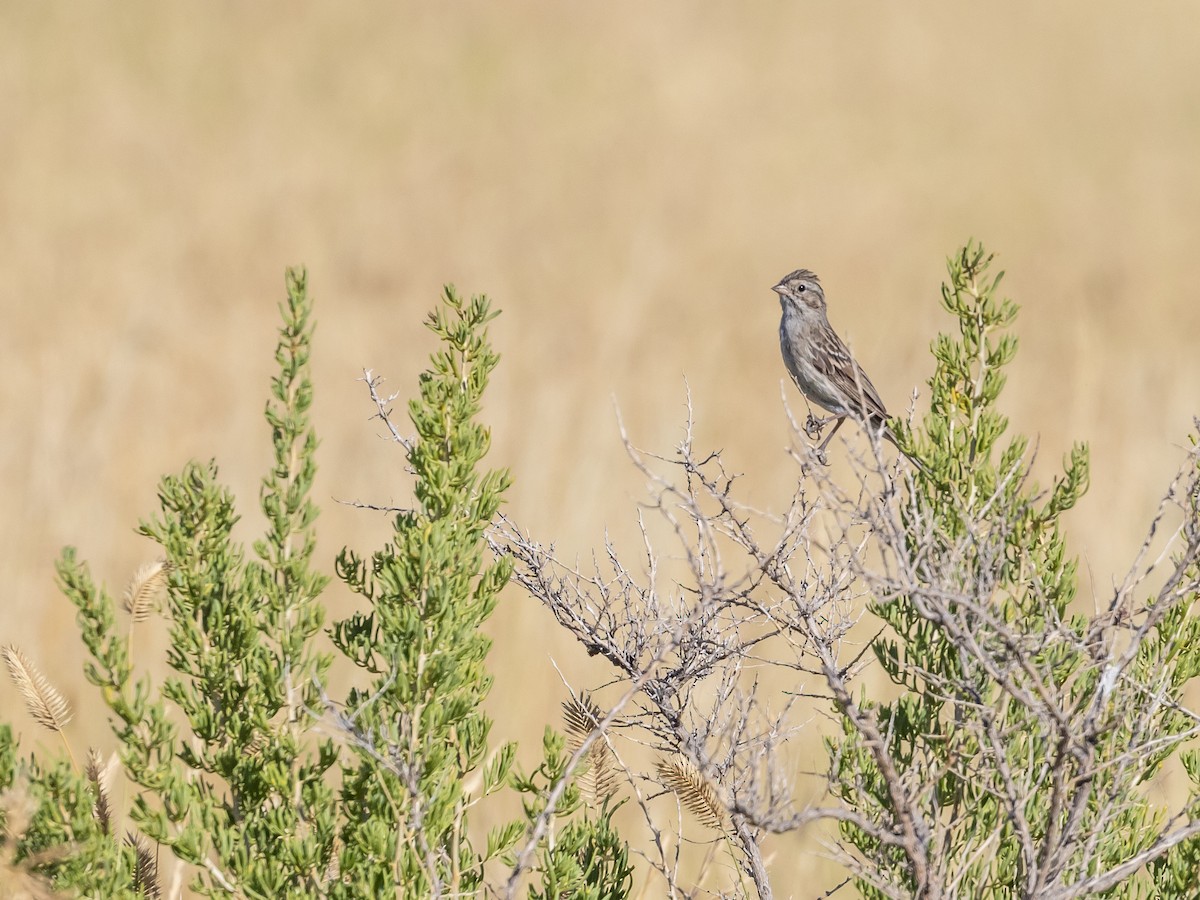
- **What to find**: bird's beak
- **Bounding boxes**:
[770,282,785,295]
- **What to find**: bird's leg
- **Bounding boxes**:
[816,416,846,453]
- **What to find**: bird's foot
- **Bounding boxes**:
[804,413,826,440]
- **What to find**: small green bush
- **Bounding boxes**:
[1,271,629,898]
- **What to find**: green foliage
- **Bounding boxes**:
[834,242,1200,897]
[1147,432,1200,893]
[509,729,634,900]
[62,270,338,897]
[3,272,630,897]
[0,725,137,896]
[877,243,1087,714]
[330,287,516,894]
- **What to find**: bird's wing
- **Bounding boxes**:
[814,327,890,424]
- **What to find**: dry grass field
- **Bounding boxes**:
[2,1,1199,894]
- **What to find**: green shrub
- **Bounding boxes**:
[1,271,629,898]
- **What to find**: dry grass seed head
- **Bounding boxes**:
[562,694,619,802]
[656,756,725,830]
[125,833,162,899]
[122,559,169,623]
[2,646,72,733]
[84,748,113,836]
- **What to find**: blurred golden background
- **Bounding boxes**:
[2,1,1199,893]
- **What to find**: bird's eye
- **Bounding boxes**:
[796,284,806,293]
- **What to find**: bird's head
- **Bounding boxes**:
[771,269,826,316]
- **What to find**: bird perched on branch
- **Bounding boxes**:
[772,268,900,459]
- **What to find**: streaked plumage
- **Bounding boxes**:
[772,268,894,452]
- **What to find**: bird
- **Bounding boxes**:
[772,268,898,458]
